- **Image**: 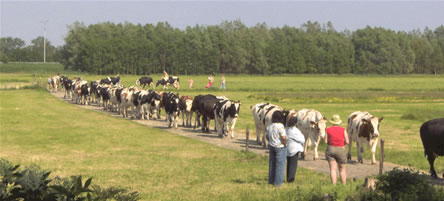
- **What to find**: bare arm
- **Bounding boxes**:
[344,130,349,145]
[282,136,287,147]
[324,132,328,144]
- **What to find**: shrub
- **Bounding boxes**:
[0,158,140,201]
[347,168,444,201]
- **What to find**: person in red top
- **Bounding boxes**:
[324,114,349,185]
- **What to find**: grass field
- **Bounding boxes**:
[1,63,444,199]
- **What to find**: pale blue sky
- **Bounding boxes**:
[1,1,443,46]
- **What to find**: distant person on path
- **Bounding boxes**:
[47,76,52,91]
[189,79,194,89]
[285,117,305,183]
[266,112,287,187]
[163,70,169,81]
[219,74,226,90]
[206,74,214,88]
[325,114,349,185]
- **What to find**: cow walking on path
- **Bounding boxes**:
[420,118,444,178]
[347,111,383,165]
[295,109,327,160]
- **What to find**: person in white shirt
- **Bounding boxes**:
[266,111,287,187]
[285,117,305,182]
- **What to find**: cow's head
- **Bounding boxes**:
[227,101,241,118]
[185,99,193,112]
[310,117,328,138]
[361,116,383,138]
[156,80,163,87]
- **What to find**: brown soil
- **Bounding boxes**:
[51,91,444,184]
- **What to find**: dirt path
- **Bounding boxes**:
[51,91,440,181]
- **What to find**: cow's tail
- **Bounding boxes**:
[249,105,254,109]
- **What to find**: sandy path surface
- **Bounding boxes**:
[51,91,442,182]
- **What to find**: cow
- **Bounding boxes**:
[89,80,101,104]
[136,77,154,88]
[121,87,139,118]
[62,79,73,99]
[72,79,87,104]
[50,75,60,93]
[294,109,327,160]
[419,118,444,178]
[163,92,180,128]
[79,82,90,105]
[191,94,227,132]
[347,111,383,164]
[108,87,124,113]
[251,103,289,148]
[59,75,68,92]
[149,91,162,120]
[156,76,180,90]
[179,96,193,127]
[99,85,111,110]
[132,90,153,120]
[100,76,120,86]
[214,99,241,138]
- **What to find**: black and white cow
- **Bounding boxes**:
[99,85,111,110]
[89,80,101,104]
[136,77,154,88]
[156,76,180,90]
[163,92,180,128]
[179,96,193,127]
[347,111,383,164]
[251,103,289,148]
[80,82,90,105]
[59,75,68,91]
[214,99,241,138]
[191,94,227,132]
[420,118,444,178]
[100,76,120,86]
[294,109,327,160]
[62,79,73,99]
[132,90,153,120]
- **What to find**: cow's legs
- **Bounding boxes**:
[182,111,185,126]
[255,124,262,145]
[313,135,321,160]
[427,154,437,178]
[370,137,379,165]
[357,139,363,163]
[229,119,237,139]
[347,135,353,162]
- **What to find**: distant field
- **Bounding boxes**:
[1,63,444,198]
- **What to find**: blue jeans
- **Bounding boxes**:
[219,82,226,90]
[269,146,287,186]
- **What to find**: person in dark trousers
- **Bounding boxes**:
[285,117,305,182]
[266,111,287,187]
[325,114,349,185]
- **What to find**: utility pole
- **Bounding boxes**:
[42,20,48,63]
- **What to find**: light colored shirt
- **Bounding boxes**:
[266,123,286,148]
[286,127,305,157]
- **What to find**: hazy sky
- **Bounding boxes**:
[1,1,444,46]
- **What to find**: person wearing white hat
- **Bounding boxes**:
[324,114,349,185]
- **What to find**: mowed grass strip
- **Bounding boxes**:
[0,89,362,200]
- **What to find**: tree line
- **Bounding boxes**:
[2,20,443,74]
[0,37,61,63]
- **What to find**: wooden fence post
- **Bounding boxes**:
[246,126,249,152]
[379,138,384,175]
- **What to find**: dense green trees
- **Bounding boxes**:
[0,36,60,63]
[2,21,443,74]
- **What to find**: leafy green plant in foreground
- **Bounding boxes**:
[0,158,139,201]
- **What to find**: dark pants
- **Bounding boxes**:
[286,152,299,182]
[269,146,287,186]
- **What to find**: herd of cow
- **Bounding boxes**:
[251,103,383,165]
[48,75,240,138]
[47,74,443,179]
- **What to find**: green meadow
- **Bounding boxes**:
[1,63,443,200]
